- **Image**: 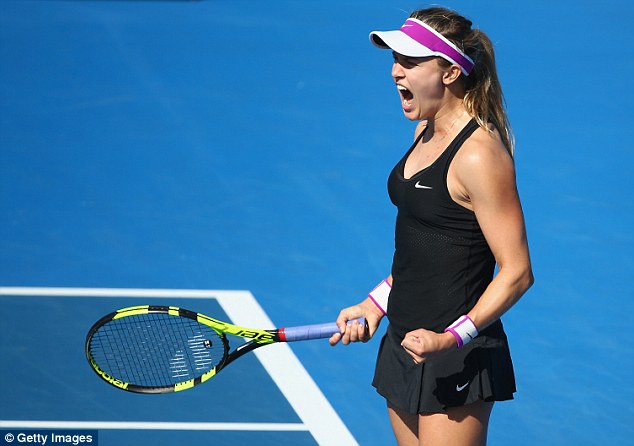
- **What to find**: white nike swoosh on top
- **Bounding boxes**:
[456,382,470,392]
[414,181,433,189]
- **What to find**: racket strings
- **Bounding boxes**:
[89,313,226,388]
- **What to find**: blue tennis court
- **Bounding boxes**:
[1,1,633,445]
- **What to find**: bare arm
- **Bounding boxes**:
[452,129,534,330]
[401,129,533,362]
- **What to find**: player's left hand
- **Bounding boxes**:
[400,329,456,364]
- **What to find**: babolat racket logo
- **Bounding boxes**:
[89,355,129,390]
[234,330,276,342]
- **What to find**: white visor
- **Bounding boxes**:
[369,18,474,75]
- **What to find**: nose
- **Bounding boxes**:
[392,61,405,82]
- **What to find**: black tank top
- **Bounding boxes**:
[387,119,495,338]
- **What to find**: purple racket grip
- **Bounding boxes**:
[280,318,366,342]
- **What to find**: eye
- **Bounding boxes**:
[392,52,420,68]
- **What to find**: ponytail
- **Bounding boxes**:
[463,30,515,155]
[410,8,515,155]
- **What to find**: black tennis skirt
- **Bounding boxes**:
[372,320,516,414]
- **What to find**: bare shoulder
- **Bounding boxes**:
[453,123,515,180]
[448,123,518,209]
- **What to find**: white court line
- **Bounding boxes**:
[0,421,307,431]
[0,287,358,446]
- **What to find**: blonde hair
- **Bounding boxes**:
[410,7,515,154]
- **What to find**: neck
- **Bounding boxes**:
[424,106,468,142]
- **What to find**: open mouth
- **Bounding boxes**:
[397,84,414,107]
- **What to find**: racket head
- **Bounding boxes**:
[85,305,229,394]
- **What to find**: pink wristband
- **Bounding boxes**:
[368,279,391,314]
[444,315,478,348]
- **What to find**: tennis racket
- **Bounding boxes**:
[85,305,365,394]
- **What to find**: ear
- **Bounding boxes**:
[442,64,463,85]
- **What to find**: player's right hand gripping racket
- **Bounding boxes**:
[85,305,365,394]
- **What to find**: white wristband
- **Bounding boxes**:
[444,315,478,348]
[368,279,391,314]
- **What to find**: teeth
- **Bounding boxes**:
[397,85,408,91]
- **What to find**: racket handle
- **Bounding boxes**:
[280,318,366,342]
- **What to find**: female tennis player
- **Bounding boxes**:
[329,7,534,446]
